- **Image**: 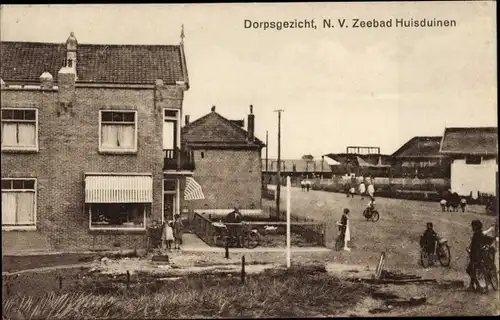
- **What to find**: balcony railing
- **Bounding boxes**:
[163,148,195,171]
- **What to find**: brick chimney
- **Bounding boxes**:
[247,105,255,141]
[58,66,76,103]
[185,115,190,125]
[211,105,216,112]
[40,72,54,90]
[65,32,78,79]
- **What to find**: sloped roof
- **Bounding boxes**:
[181,111,264,149]
[440,127,498,156]
[392,136,443,158]
[324,153,393,167]
[262,159,332,172]
[0,41,188,85]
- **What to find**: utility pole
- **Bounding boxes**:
[265,131,269,173]
[275,109,284,219]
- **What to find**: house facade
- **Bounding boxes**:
[391,136,451,178]
[1,33,193,251]
[440,127,498,197]
[181,106,265,215]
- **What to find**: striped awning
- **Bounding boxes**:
[184,177,205,200]
[85,175,153,203]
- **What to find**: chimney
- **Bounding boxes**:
[40,72,54,89]
[247,105,255,141]
[211,105,216,112]
[58,66,76,104]
[65,32,78,79]
[185,115,190,125]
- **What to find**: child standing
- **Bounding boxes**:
[173,214,184,250]
[162,221,174,251]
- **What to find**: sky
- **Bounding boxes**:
[1,3,497,159]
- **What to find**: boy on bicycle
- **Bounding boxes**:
[467,220,495,291]
[420,222,439,265]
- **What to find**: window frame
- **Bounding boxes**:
[87,203,148,231]
[98,110,138,154]
[465,155,482,165]
[1,178,37,231]
[1,108,39,153]
[163,108,180,150]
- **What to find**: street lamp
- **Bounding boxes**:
[274,109,284,218]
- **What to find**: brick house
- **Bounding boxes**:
[391,136,451,178]
[181,105,265,216]
[1,33,195,251]
[440,127,498,197]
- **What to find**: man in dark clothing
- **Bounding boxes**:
[224,206,243,247]
[466,219,495,291]
[339,208,349,245]
[420,222,438,265]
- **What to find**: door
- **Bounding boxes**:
[163,194,176,222]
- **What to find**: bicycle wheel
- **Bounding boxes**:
[487,262,499,291]
[244,232,260,249]
[474,265,489,291]
[420,250,430,268]
[438,243,451,267]
[371,210,380,222]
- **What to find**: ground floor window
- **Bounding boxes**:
[1,178,36,229]
[87,203,148,230]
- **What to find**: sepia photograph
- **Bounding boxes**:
[1,2,498,318]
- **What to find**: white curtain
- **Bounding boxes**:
[1,123,19,146]
[117,125,135,149]
[1,192,35,225]
[17,192,35,224]
[1,192,17,224]
[102,124,118,148]
[102,124,134,149]
[17,124,36,146]
[163,121,175,150]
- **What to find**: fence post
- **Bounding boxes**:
[59,276,63,290]
[126,270,130,290]
[241,255,246,284]
[225,241,229,259]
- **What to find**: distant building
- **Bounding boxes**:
[440,127,498,197]
[262,158,333,184]
[392,136,451,178]
[323,146,393,178]
[182,105,265,215]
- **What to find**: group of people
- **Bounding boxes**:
[160,213,184,251]
[347,181,375,200]
[419,220,497,292]
[440,190,467,212]
[300,180,312,192]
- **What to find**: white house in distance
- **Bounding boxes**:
[440,127,498,197]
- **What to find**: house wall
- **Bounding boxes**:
[187,149,262,214]
[1,84,183,251]
[450,157,497,196]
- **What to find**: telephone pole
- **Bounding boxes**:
[265,131,269,172]
[274,109,284,218]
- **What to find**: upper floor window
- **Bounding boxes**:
[2,178,37,230]
[163,109,179,150]
[99,111,137,153]
[465,155,482,165]
[1,108,38,152]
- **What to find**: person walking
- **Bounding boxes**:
[173,214,184,250]
[367,183,375,201]
[339,208,351,251]
[359,181,366,200]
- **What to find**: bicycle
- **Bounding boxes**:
[363,205,380,222]
[467,245,498,292]
[420,237,451,268]
[215,222,261,249]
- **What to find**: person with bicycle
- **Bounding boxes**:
[224,205,243,247]
[419,222,439,266]
[467,219,495,291]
